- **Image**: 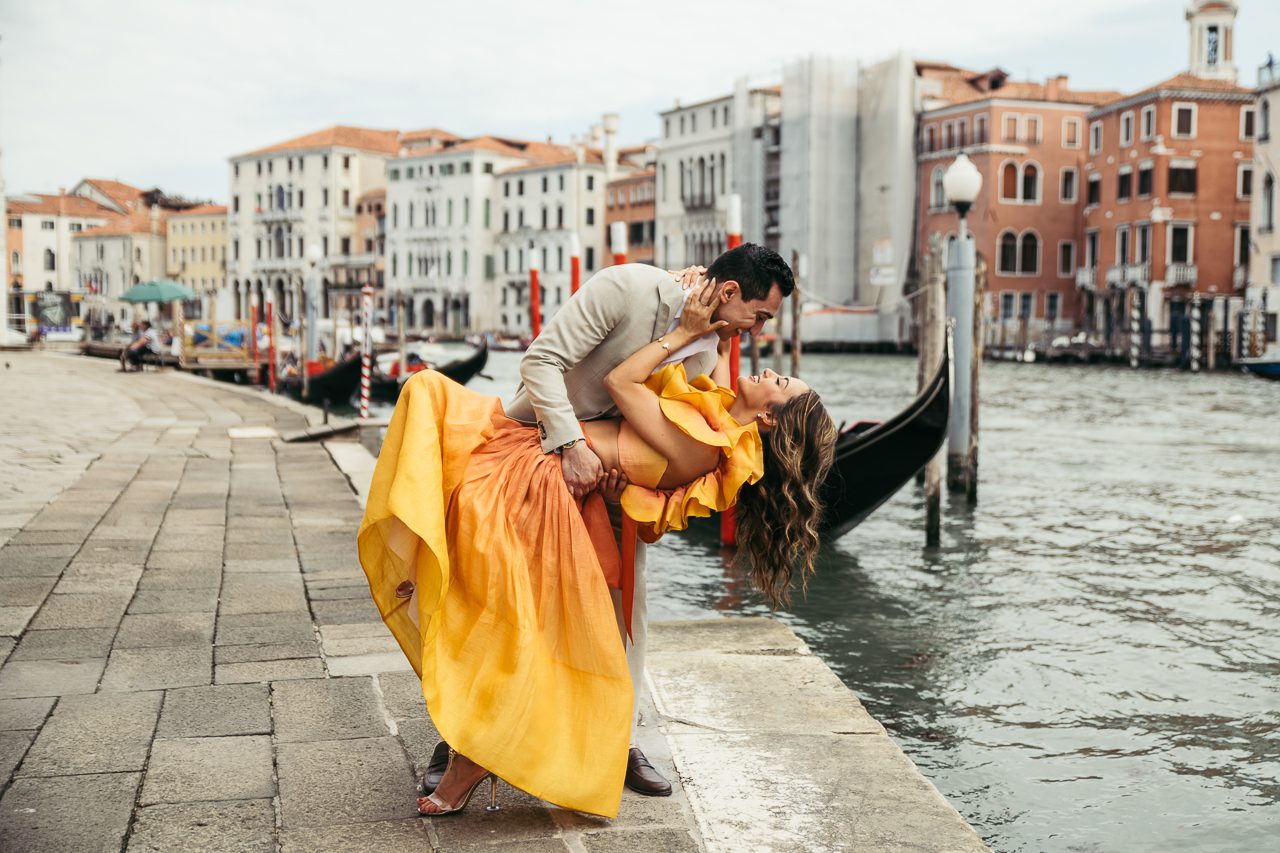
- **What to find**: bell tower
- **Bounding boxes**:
[1186,1,1239,82]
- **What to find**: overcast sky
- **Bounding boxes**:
[2,0,1276,202]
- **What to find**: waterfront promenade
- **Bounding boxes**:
[0,352,986,852]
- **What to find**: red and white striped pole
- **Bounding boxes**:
[610,220,627,266]
[359,284,373,419]
[250,304,259,385]
[721,194,744,547]
[528,249,542,339]
[570,233,582,295]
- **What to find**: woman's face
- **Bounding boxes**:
[736,367,811,413]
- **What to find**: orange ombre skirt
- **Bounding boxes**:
[357,370,631,817]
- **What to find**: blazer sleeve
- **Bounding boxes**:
[518,266,637,453]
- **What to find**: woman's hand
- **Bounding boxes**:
[668,265,707,291]
[599,468,628,504]
[677,278,729,339]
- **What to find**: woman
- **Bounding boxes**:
[358,279,836,819]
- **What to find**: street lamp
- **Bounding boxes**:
[941,153,983,498]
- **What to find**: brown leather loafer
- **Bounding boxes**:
[417,740,451,795]
[624,746,672,796]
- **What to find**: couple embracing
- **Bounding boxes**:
[358,243,837,818]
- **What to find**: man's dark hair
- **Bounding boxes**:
[705,243,794,302]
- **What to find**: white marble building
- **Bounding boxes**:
[1248,58,1280,353]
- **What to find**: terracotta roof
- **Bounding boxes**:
[79,178,147,209]
[1126,71,1251,97]
[357,188,386,202]
[400,127,462,145]
[238,125,402,158]
[608,169,655,184]
[6,193,118,218]
[918,62,1119,108]
[168,203,227,217]
[76,207,167,239]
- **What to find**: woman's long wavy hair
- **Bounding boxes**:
[734,391,837,609]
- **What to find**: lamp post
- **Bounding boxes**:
[941,153,982,499]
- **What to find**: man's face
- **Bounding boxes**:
[711,281,783,340]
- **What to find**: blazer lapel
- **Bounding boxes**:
[651,275,685,339]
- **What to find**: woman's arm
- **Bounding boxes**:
[603,279,727,465]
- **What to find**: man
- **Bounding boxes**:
[419,242,794,798]
[120,320,162,371]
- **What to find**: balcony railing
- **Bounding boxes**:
[1075,267,1096,289]
[682,195,716,212]
[252,258,302,273]
[1106,263,1150,287]
[253,208,304,223]
[1168,263,1198,286]
[1233,265,1248,289]
[333,253,378,267]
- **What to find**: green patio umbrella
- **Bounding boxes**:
[120,280,196,303]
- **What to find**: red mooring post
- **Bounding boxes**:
[266,302,277,393]
[721,194,744,546]
[610,221,627,267]
[570,233,582,295]
[249,305,259,385]
[529,250,542,339]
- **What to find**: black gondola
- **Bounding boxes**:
[818,338,951,538]
[370,341,489,403]
[279,355,363,405]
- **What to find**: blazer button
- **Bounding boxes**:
[395,580,415,598]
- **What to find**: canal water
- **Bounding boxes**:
[381,349,1280,852]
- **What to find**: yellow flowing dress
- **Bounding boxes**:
[357,364,762,817]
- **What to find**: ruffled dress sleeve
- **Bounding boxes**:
[619,363,764,544]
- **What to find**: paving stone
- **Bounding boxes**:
[225,541,297,560]
[128,588,220,614]
[115,612,216,648]
[430,781,561,848]
[0,730,34,783]
[18,691,161,776]
[0,637,11,666]
[214,641,319,665]
[219,573,308,615]
[276,737,415,828]
[0,577,57,606]
[0,658,105,699]
[52,563,142,594]
[581,828,700,852]
[223,557,300,573]
[0,697,55,730]
[77,544,149,564]
[100,645,212,692]
[279,820,437,853]
[327,652,412,676]
[7,530,88,546]
[28,592,131,629]
[0,554,70,578]
[216,620,319,647]
[375,670,427,721]
[0,606,36,637]
[304,583,370,601]
[142,735,275,804]
[127,799,276,853]
[157,683,272,738]
[271,677,389,743]
[0,772,141,853]
[393,716,442,779]
[10,627,116,661]
[146,550,223,571]
[216,658,326,684]
[310,598,382,626]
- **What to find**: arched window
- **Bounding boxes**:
[999,232,1018,273]
[44,249,56,271]
[275,186,285,209]
[424,299,435,328]
[1264,173,1276,231]
[719,154,726,195]
[925,126,937,152]
[678,165,685,201]
[698,157,707,203]
[1020,232,1039,274]
[1022,163,1040,202]
[931,167,946,209]
[1001,162,1018,201]
[391,254,397,276]
[1262,99,1271,140]
[709,163,716,202]
[446,250,452,276]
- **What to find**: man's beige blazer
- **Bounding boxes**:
[506,263,718,452]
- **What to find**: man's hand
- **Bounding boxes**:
[561,441,605,499]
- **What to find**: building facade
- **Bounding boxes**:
[72,205,170,324]
[226,126,405,322]
[606,169,656,265]
[916,69,1117,348]
[166,204,228,318]
[1248,57,1280,353]
[6,191,118,293]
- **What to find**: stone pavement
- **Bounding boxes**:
[0,353,702,852]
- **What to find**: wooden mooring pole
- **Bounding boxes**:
[923,235,945,546]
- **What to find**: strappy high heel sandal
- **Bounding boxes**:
[417,749,500,816]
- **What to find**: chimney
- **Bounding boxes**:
[1046,74,1068,101]
[602,113,619,182]
[589,124,603,149]
[150,204,160,236]
[58,187,67,217]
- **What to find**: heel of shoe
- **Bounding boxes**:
[484,775,500,813]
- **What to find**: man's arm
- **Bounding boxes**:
[518,267,634,452]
